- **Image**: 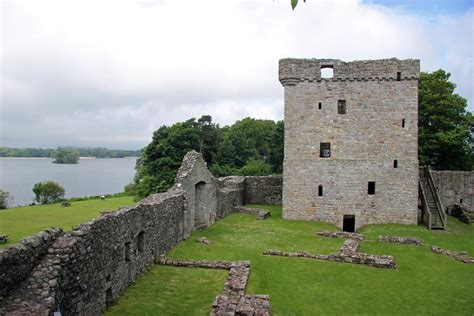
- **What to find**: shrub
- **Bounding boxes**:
[32,181,65,204]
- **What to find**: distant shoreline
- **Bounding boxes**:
[0,157,138,160]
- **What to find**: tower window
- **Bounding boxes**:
[368,182,376,195]
[320,143,331,158]
[397,72,401,81]
[402,119,405,127]
[393,160,398,168]
[320,65,334,78]
[318,185,323,197]
[318,102,322,109]
[338,100,346,114]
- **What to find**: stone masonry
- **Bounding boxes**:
[279,58,420,230]
[0,151,281,315]
[431,170,474,210]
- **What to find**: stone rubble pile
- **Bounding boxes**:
[156,257,270,315]
[235,206,271,220]
[379,235,423,246]
[317,230,364,241]
[431,246,474,264]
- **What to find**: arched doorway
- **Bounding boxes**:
[194,181,208,229]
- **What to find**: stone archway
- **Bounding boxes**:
[194,181,209,229]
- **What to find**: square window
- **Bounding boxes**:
[320,143,331,158]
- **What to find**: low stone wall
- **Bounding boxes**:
[0,228,63,298]
[317,230,364,241]
[243,176,282,205]
[235,206,271,220]
[431,246,474,264]
[263,249,396,269]
[431,170,474,210]
[379,235,423,246]
[156,258,270,316]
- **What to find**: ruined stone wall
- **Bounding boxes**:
[0,151,283,314]
[1,190,186,315]
[431,171,474,210]
[0,228,63,298]
[243,176,282,205]
[280,58,420,229]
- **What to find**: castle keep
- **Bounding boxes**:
[279,58,420,230]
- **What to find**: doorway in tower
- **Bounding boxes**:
[343,215,355,232]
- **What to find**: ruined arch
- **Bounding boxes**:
[194,181,209,229]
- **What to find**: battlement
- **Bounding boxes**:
[279,58,420,86]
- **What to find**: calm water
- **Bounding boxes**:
[0,157,138,206]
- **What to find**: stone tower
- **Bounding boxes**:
[279,58,420,231]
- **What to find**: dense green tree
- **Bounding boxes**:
[419,70,473,170]
[134,116,283,198]
[0,189,11,209]
[134,116,219,197]
[52,150,80,164]
[32,181,65,204]
[236,158,272,176]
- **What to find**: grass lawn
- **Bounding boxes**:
[107,205,474,316]
[0,196,135,249]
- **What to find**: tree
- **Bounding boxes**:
[419,70,473,170]
[0,189,11,209]
[236,158,272,176]
[32,181,65,204]
[53,149,79,164]
[134,115,219,198]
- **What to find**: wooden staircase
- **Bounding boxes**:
[419,166,446,230]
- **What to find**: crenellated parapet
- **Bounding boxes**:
[279,58,420,86]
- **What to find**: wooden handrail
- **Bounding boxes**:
[419,181,432,229]
[425,166,446,228]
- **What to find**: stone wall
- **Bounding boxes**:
[0,151,283,314]
[280,58,420,229]
[1,190,186,315]
[243,176,282,205]
[431,171,474,210]
[0,228,63,298]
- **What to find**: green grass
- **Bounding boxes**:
[107,205,474,316]
[0,196,135,248]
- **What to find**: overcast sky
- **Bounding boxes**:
[1,0,473,150]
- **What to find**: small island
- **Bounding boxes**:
[53,149,79,164]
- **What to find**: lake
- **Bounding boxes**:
[0,157,138,206]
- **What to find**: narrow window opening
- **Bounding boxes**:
[137,231,145,252]
[318,185,323,197]
[338,100,346,114]
[318,102,322,109]
[368,182,376,195]
[397,72,401,81]
[320,65,334,79]
[106,274,111,282]
[320,142,331,158]
[393,160,398,168]
[402,119,405,128]
[124,242,131,262]
[460,199,463,204]
[343,215,355,232]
